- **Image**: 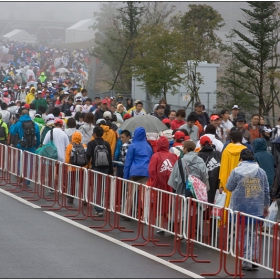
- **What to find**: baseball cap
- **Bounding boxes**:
[3,92,8,97]
[46,114,55,121]
[101,99,108,104]
[96,118,106,125]
[2,87,7,91]
[134,99,141,104]
[24,104,30,109]
[194,102,202,107]
[103,111,112,119]
[173,131,185,140]
[200,135,212,146]
[232,105,239,110]
[162,118,171,125]
[184,140,196,151]
[75,97,82,102]
[210,114,220,121]
[54,118,63,125]
[35,113,42,118]
[236,117,245,123]
[36,91,42,95]
[123,113,132,120]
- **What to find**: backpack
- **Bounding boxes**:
[70,143,87,166]
[18,120,36,148]
[0,121,6,139]
[36,129,58,160]
[93,140,109,167]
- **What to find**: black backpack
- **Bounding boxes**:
[0,121,6,140]
[70,143,88,167]
[18,120,37,148]
[93,140,109,167]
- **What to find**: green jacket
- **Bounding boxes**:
[32,98,48,111]
[33,117,45,132]
[0,120,8,140]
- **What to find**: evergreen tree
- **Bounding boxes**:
[223,1,280,115]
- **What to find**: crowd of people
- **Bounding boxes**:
[0,44,279,271]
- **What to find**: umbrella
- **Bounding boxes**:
[119,115,168,133]
[56,68,70,73]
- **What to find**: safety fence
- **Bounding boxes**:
[0,143,279,278]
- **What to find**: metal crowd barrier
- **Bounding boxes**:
[0,143,279,278]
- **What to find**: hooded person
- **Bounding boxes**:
[38,72,47,83]
[65,131,88,204]
[148,136,178,234]
[26,86,36,105]
[219,130,247,209]
[252,138,274,190]
[226,148,270,271]
[168,140,210,195]
[33,112,45,132]
[198,135,221,204]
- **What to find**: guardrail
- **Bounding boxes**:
[0,143,277,278]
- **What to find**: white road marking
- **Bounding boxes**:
[45,211,204,279]
[0,188,41,208]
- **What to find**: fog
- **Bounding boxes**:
[0,1,249,31]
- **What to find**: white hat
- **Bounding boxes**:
[103,111,112,119]
[2,87,7,91]
[25,86,29,89]
[96,118,106,125]
[46,114,55,121]
[232,105,239,110]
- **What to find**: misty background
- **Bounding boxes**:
[0,2,250,42]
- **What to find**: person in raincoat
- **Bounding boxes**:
[33,112,45,132]
[219,130,246,209]
[38,72,47,83]
[26,86,36,105]
[226,149,270,271]
[252,138,274,190]
[148,136,178,234]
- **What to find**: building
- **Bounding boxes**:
[2,29,36,44]
[132,61,220,114]
[65,19,96,44]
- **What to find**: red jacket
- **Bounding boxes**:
[171,119,186,130]
[148,136,177,192]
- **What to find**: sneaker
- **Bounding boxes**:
[156,230,165,235]
[48,189,55,193]
[242,265,253,271]
[67,198,74,204]
[93,211,103,217]
[122,217,131,221]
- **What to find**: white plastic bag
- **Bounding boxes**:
[211,189,226,220]
[264,201,278,228]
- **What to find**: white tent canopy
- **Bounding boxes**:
[65,19,96,43]
[2,29,36,44]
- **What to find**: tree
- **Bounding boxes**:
[171,4,224,107]
[131,23,185,100]
[222,1,280,116]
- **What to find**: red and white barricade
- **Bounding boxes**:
[0,144,7,184]
[86,169,114,228]
[5,145,23,190]
[232,211,280,278]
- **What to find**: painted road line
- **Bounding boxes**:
[0,188,41,209]
[45,211,204,279]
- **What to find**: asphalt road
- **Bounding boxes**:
[0,188,190,279]
[0,180,273,279]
